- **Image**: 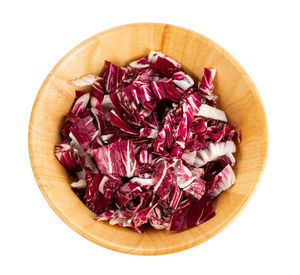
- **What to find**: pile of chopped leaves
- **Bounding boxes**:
[55,51,240,233]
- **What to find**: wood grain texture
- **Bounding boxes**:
[28,23,268,255]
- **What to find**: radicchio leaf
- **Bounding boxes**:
[176,163,205,200]
[209,164,236,197]
[69,116,98,152]
[175,102,194,148]
[105,110,140,135]
[71,91,90,116]
[129,57,150,69]
[152,160,175,199]
[93,140,140,177]
[153,121,173,152]
[103,61,125,93]
[172,71,194,90]
[168,196,215,231]
[198,68,217,101]
[90,82,106,133]
[55,144,77,171]
[85,172,111,214]
[98,174,122,199]
[148,206,170,230]
[195,141,236,167]
[128,202,158,228]
[151,54,180,77]
[139,128,158,139]
[115,177,153,207]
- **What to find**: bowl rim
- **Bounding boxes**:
[28,22,268,255]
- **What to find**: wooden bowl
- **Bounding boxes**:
[29,23,268,255]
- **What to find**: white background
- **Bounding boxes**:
[0,0,299,274]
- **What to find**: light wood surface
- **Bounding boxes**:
[28,23,268,255]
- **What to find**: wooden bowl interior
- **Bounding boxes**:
[29,23,267,255]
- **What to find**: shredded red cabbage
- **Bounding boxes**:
[55,51,240,232]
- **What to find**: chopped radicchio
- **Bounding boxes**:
[149,50,180,77]
[90,83,105,133]
[105,110,140,135]
[93,140,140,177]
[209,164,236,197]
[129,57,150,69]
[85,172,111,214]
[152,159,175,199]
[71,92,90,116]
[195,141,236,167]
[172,71,194,90]
[69,116,98,152]
[103,61,125,93]
[139,128,158,139]
[56,50,240,233]
[115,177,153,207]
[98,174,122,199]
[176,162,206,200]
[168,196,215,231]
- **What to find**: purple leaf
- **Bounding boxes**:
[115,177,153,207]
[153,121,173,152]
[153,160,175,199]
[60,112,79,141]
[69,116,98,152]
[105,110,140,135]
[129,202,158,228]
[168,196,215,231]
[172,71,194,90]
[93,140,140,177]
[71,91,90,116]
[175,103,194,148]
[152,55,180,77]
[150,81,169,100]
[162,82,185,102]
[148,206,170,230]
[186,139,204,151]
[138,149,150,164]
[103,61,125,93]
[84,172,111,214]
[207,123,236,142]
[129,57,150,69]
[139,128,158,139]
[208,164,236,197]
[175,162,206,199]
[170,145,183,157]
[90,83,106,133]
[198,68,216,96]
[55,144,77,171]
[98,174,122,199]
[168,183,183,209]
